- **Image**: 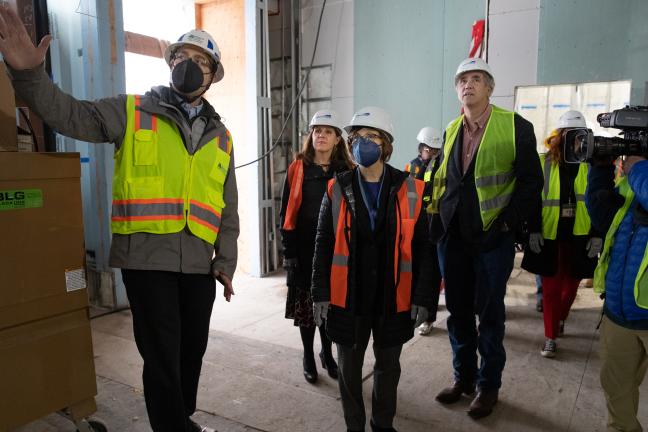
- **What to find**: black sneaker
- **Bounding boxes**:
[541,339,556,358]
[189,420,216,432]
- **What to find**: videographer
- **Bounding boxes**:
[587,153,648,432]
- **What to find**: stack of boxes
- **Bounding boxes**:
[0,64,98,429]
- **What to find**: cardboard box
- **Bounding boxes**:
[0,61,18,152]
[0,152,87,329]
[0,152,97,429]
[0,308,97,430]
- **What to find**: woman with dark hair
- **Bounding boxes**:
[522,110,602,358]
[280,109,354,384]
[311,106,435,432]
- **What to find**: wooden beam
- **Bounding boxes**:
[124,31,169,59]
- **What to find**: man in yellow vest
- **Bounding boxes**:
[0,5,237,431]
[587,153,648,432]
[430,57,543,419]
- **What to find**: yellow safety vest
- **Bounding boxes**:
[593,178,648,308]
[540,154,590,240]
[111,95,233,245]
[423,161,433,205]
[429,105,516,230]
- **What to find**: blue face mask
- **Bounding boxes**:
[352,136,382,167]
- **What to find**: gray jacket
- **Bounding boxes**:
[8,65,239,278]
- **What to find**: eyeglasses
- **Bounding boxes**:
[173,52,214,71]
[357,133,383,142]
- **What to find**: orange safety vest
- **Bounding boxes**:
[328,175,425,312]
[283,160,304,230]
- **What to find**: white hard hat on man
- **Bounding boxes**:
[455,57,494,84]
[417,127,442,149]
[164,29,225,83]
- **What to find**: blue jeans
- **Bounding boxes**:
[438,234,515,391]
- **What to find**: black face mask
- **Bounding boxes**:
[171,59,206,95]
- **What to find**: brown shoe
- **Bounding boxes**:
[435,381,476,404]
[467,389,498,419]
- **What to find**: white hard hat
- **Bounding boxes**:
[309,109,344,133]
[557,110,586,129]
[344,106,394,142]
[416,127,442,149]
[455,57,494,83]
[164,30,225,83]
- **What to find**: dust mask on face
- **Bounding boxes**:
[171,59,206,96]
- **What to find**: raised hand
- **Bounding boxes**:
[0,3,52,70]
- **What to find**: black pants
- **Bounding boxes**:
[427,247,443,322]
[336,317,403,431]
[122,269,216,432]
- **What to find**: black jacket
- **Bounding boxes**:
[522,161,598,278]
[430,113,543,251]
[279,161,339,290]
[311,165,435,348]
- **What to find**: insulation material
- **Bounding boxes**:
[515,80,631,147]
[515,86,548,152]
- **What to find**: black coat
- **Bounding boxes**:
[521,236,597,278]
[311,165,435,348]
[429,113,544,251]
[521,161,598,278]
[279,161,338,290]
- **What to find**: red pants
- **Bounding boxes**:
[541,241,581,340]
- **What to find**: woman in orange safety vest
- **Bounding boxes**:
[311,106,436,432]
[279,109,354,384]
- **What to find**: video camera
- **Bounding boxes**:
[564,105,648,163]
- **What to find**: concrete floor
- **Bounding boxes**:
[14,254,648,432]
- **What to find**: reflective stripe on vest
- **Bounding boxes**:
[111,95,232,244]
[393,176,425,311]
[430,106,516,229]
[329,179,351,307]
[283,160,304,230]
[593,178,648,308]
[539,154,590,240]
[328,175,425,312]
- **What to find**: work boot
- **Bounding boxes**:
[435,381,475,404]
[467,389,499,419]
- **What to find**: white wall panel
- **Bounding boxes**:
[488,0,540,104]
[489,0,540,14]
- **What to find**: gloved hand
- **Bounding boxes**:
[528,232,544,254]
[411,304,429,328]
[313,301,330,327]
[586,237,603,258]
